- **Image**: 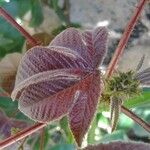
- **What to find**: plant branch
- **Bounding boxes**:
[0,7,38,46]
[105,0,150,134]
[0,123,46,149]
[121,106,150,133]
[106,0,148,78]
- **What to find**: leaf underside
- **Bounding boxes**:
[11,27,108,146]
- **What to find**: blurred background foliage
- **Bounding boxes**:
[0,0,80,58]
[0,0,150,149]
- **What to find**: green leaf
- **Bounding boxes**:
[32,128,49,150]
[133,122,150,137]
[118,114,134,129]
[50,0,67,25]
[0,96,32,122]
[30,0,44,27]
[88,112,111,144]
[100,130,128,142]
[17,0,31,18]
[1,0,31,18]
[0,18,24,58]
[143,87,150,92]
[0,96,18,116]
[0,1,5,6]
[60,117,74,144]
[50,144,75,150]
[124,91,150,108]
[131,106,150,137]
[87,116,97,144]
[2,0,19,17]
[0,34,13,45]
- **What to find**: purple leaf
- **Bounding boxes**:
[50,27,108,68]
[17,69,91,122]
[49,28,90,64]
[11,46,92,122]
[82,27,108,67]
[68,71,101,146]
[11,27,108,146]
[14,46,90,87]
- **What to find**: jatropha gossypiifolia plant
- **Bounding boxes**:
[10,27,150,147]
[0,0,150,149]
[11,27,108,147]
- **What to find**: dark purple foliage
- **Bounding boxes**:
[11,27,108,146]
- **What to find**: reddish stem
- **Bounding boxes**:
[106,0,148,77]
[0,123,46,149]
[0,7,38,46]
[105,0,150,134]
[121,106,150,133]
[0,0,148,149]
